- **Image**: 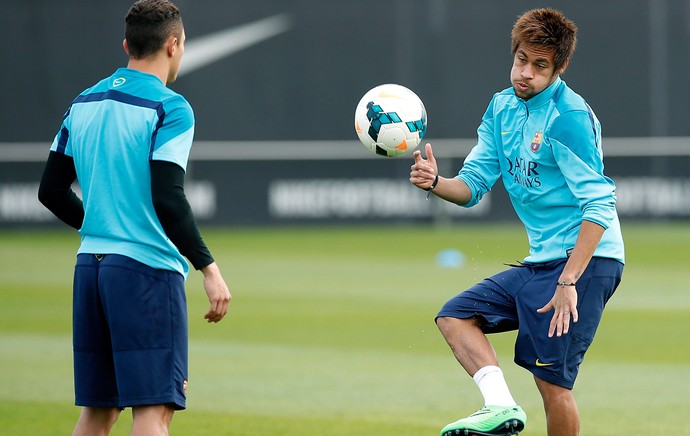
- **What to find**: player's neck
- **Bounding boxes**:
[126,55,170,85]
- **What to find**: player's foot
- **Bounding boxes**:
[440,405,526,436]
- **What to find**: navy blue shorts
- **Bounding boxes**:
[73,254,188,409]
[437,257,623,389]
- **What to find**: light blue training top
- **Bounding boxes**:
[50,68,195,277]
[458,77,625,264]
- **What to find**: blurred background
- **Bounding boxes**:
[1,0,689,228]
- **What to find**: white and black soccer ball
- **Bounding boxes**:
[354,83,427,157]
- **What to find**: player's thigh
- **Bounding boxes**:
[514,257,623,388]
[570,257,623,338]
[436,266,536,333]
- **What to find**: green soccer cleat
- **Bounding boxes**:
[440,405,527,436]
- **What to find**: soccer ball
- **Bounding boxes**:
[354,83,427,157]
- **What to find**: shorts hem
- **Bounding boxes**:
[118,396,186,410]
[75,398,120,408]
[77,397,186,410]
[525,366,575,390]
[435,312,476,323]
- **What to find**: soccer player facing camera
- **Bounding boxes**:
[410,8,624,436]
[38,1,231,434]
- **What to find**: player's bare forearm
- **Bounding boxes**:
[429,176,473,206]
[537,219,606,337]
[558,220,606,284]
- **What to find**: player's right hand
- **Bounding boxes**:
[410,143,438,190]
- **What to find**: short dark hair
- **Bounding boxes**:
[511,8,577,72]
[125,0,183,59]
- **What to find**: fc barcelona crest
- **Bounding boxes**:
[530,132,543,152]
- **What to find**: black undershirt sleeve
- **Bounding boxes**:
[38,151,85,230]
[150,160,214,270]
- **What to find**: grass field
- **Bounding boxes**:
[1,223,689,435]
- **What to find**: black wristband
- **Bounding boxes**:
[426,174,439,192]
[425,175,439,200]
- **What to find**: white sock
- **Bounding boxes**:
[473,365,517,407]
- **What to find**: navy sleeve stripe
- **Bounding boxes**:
[149,111,166,161]
[585,103,598,148]
[74,89,162,113]
[73,90,166,127]
[56,126,69,154]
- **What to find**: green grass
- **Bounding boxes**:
[1,223,689,435]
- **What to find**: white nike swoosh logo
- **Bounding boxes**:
[179,13,292,77]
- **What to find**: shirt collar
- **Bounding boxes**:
[521,76,562,109]
[115,67,164,84]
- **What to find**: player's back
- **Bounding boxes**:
[56,68,192,275]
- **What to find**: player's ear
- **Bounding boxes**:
[122,39,129,55]
[557,58,570,75]
[167,36,178,57]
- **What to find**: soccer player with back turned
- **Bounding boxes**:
[410,8,624,436]
[38,1,231,434]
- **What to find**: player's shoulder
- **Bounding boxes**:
[138,77,189,110]
[552,80,590,116]
[482,87,519,118]
[548,82,599,144]
[115,68,189,102]
[156,87,191,114]
[128,71,193,120]
[494,86,518,103]
[71,74,113,103]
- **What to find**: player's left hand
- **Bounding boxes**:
[537,285,578,337]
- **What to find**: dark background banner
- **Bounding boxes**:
[2,0,689,142]
[2,140,688,227]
